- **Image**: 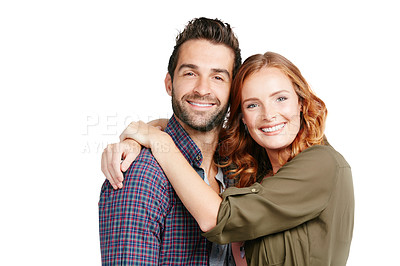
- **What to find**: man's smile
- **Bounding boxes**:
[187,101,215,108]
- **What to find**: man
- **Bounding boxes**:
[99,17,242,265]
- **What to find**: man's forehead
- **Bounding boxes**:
[176,39,234,75]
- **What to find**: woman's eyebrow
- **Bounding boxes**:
[270,89,290,97]
[242,97,259,104]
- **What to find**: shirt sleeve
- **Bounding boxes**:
[203,145,339,244]
[99,149,170,265]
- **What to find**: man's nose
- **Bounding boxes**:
[193,76,211,95]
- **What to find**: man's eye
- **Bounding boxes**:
[184,72,195,76]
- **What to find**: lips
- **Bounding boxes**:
[261,123,285,133]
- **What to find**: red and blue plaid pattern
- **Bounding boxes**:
[99,116,209,265]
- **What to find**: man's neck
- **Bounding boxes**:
[174,115,220,175]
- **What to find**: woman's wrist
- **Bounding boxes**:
[149,131,175,155]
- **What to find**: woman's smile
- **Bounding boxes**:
[241,67,301,153]
[260,122,286,134]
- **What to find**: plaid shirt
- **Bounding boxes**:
[99,116,221,265]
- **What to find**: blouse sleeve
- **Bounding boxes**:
[203,145,339,244]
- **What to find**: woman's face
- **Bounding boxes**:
[241,67,302,153]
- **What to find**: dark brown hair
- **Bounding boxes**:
[167,17,241,80]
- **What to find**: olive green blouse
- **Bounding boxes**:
[203,145,354,266]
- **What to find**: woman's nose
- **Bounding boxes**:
[262,105,277,121]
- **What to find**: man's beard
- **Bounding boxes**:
[171,89,229,132]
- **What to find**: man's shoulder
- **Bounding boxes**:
[124,147,167,180]
[100,147,171,204]
[131,147,163,168]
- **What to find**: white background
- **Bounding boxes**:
[1,0,399,265]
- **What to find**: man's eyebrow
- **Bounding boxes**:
[177,64,231,79]
[178,64,198,72]
[212,68,231,79]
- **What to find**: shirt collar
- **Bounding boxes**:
[216,168,226,191]
[164,116,203,168]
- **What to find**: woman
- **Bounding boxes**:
[116,52,354,265]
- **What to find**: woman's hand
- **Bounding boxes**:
[101,120,169,190]
[120,121,170,150]
[117,122,221,232]
[101,139,141,189]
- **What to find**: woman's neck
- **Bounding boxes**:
[266,148,290,174]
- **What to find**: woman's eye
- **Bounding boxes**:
[277,96,287,102]
[246,103,258,109]
[214,76,223,81]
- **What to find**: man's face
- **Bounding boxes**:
[165,39,234,132]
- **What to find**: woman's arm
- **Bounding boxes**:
[120,121,222,232]
[101,119,169,189]
[146,118,169,131]
[203,145,347,243]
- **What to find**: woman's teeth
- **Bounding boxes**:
[261,123,285,133]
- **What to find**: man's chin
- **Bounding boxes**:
[183,119,216,132]
[172,103,228,133]
[174,115,215,132]
[188,123,217,132]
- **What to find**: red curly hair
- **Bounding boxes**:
[218,52,327,188]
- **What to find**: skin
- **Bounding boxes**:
[103,59,306,266]
[163,39,234,193]
[102,39,247,265]
[169,39,231,133]
[101,39,234,193]
[241,67,302,173]
[117,65,303,233]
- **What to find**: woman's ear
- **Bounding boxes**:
[242,117,249,132]
[165,73,173,96]
[298,98,303,113]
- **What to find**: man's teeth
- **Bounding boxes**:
[190,102,213,107]
[261,124,285,133]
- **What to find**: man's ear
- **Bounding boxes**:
[165,73,173,96]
